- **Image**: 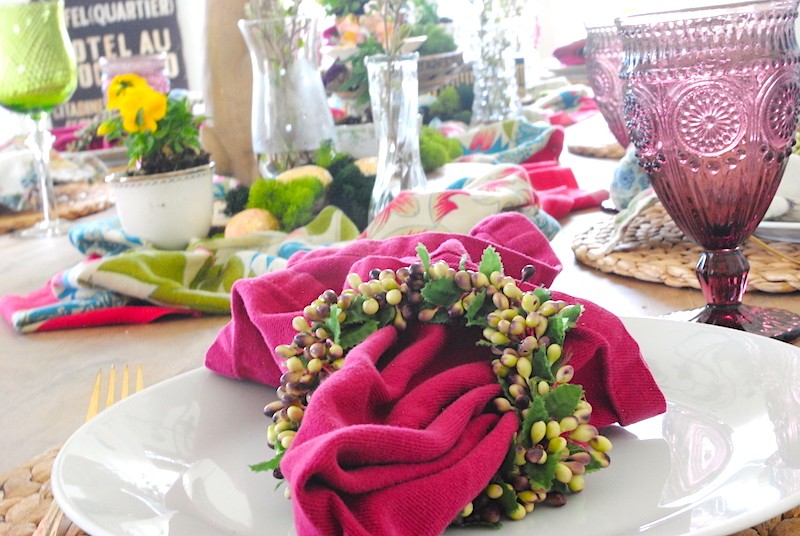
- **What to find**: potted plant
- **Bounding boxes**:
[99,74,214,249]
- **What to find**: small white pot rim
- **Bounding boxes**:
[105,162,215,185]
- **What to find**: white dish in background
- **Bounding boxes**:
[756,154,800,241]
[753,221,800,243]
[52,317,800,536]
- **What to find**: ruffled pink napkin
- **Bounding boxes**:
[523,161,609,218]
[205,212,666,536]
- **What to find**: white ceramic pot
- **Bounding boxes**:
[106,163,215,250]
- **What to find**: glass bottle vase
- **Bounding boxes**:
[366,53,427,223]
[471,21,520,125]
[239,16,336,178]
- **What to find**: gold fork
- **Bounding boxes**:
[35,365,144,536]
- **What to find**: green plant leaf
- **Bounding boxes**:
[464,290,487,327]
[531,346,555,382]
[533,287,551,304]
[520,395,547,448]
[544,384,583,421]
[585,454,605,473]
[497,480,519,516]
[545,304,584,347]
[324,304,342,344]
[524,454,558,490]
[250,450,283,472]
[478,246,502,278]
[416,243,431,272]
[340,320,380,349]
[421,277,463,307]
[499,442,516,476]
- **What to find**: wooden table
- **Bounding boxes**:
[1,117,799,477]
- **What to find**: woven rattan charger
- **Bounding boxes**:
[573,202,800,294]
[0,181,112,236]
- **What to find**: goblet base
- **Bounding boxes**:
[663,304,800,342]
[16,218,71,239]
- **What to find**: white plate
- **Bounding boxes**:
[52,317,800,536]
[754,221,800,243]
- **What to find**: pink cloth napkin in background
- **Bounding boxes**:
[205,212,666,536]
[547,96,600,127]
[0,280,199,332]
[522,161,609,218]
[552,39,586,66]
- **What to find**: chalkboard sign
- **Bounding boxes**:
[52,0,189,127]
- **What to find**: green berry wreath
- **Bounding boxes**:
[255,245,612,527]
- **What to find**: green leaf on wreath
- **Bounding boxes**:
[416,243,431,272]
[524,453,558,489]
[340,320,380,349]
[584,454,605,473]
[250,450,284,472]
[531,346,555,382]
[421,277,464,307]
[459,254,468,271]
[377,301,395,326]
[521,395,548,448]
[545,304,584,346]
[341,296,373,325]
[534,287,551,304]
[497,480,520,515]
[478,246,502,278]
[499,442,516,476]
[464,290,488,327]
[544,384,583,421]
[324,304,342,344]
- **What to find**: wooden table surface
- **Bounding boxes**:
[1,117,799,476]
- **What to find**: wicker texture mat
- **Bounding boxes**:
[0,182,113,235]
[567,141,627,160]
[1,446,798,536]
[573,202,800,293]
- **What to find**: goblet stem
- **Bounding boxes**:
[666,248,800,342]
[695,249,748,306]
[18,111,69,238]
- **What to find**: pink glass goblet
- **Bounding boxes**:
[584,23,629,148]
[618,0,800,341]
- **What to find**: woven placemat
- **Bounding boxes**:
[567,142,626,160]
[0,182,113,235]
[572,202,800,293]
[0,446,86,536]
[1,446,797,536]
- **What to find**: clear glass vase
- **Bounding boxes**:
[366,53,427,223]
[471,20,520,125]
[239,16,335,178]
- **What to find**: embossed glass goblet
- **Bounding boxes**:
[584,23,629,148]
[618,0,800,341]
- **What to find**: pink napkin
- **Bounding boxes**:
[206,213,562,386]
[204,213,666,536]
[281,323,520,536]
[552,39,586,66]
[522,161,609,218]
[0,281,199,333]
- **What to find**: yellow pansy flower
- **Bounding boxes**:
[117,85,168,134]
[106,73,148,110]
